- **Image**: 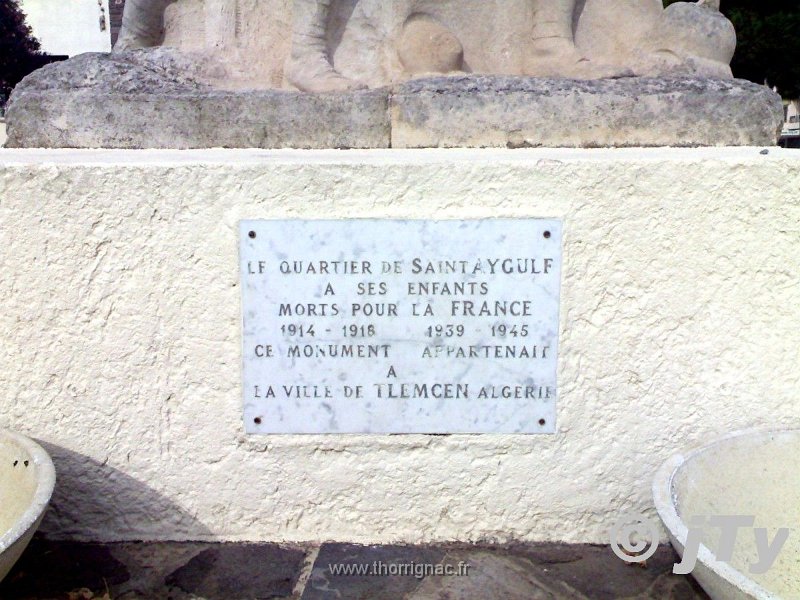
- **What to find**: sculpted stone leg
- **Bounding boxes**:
[529,0,627,78]
[115,0,176,50]
[397,14,464,77]
[285,0,363,92]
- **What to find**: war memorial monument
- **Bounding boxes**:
[0,1,799,597]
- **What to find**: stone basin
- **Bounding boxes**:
[0,430,56,583]
[653,429,800,600]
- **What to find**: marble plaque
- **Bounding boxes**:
[240,220,562,434]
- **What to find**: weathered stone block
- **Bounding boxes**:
[5,52,390,149]
[6,53,784,149]
[390,75,785,148]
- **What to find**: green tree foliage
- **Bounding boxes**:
[665,0,800,97]
[727,3,800,97]
[0,0,42,105]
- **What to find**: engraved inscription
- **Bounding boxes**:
[240,220,562,434]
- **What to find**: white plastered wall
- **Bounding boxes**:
[0,148,798,543]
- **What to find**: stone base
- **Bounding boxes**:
[5,52,389,150]
[6,52,783,149]
[391,76,784,148]
[2,148,799,545]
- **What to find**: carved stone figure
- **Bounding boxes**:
[284,0,629,90]
[575,0,735,79]
[115,0,177,50]
[112,0,736,91]
[285,0,362,92]
[10,0,766,150]
[527,0,625,78]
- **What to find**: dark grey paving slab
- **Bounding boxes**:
[489,543,708,600]
[0,539,710,600]
[407,550,581,599]
[0,539,131,599]
[164,544,307,599]
[301,544,447,600]
[0,539,308,600]
[302,542,710,600]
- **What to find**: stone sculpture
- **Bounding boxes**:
[285,0,631,90]
[114,0,177,50]
[575,0,735,79]
[6,0,783,148]
[111,0,736,90]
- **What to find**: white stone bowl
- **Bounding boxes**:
[653,429,800,600]
[0,430,56,583]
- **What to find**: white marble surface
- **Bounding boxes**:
[240,220,562,433]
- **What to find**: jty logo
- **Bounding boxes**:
[674,515,790,575]
[610,513,791,575]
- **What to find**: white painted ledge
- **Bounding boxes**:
[0,146,793,166]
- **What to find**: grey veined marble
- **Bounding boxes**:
[239,220,562,434]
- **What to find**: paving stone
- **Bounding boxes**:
[164,544,307,599]
[0,539,710,600]
[0,539,130,600]
[407,551,583,600]
[301,543,446,600]
[0,540,308,600]
[511,543,708,599]
[404,544,709,600]
[104,542,208,599]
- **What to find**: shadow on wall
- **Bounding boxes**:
[35,442,212,541]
